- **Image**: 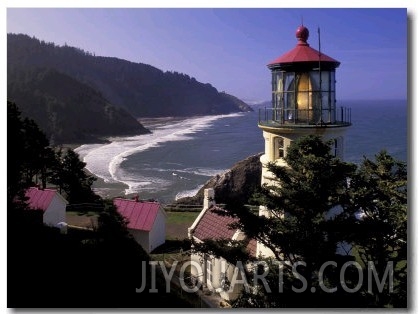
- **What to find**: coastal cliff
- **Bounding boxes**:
[173,153,262,206]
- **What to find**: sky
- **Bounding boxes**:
[6,7,409,103]
[2,3,417,314]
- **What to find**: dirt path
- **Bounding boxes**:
[66,212,98,229]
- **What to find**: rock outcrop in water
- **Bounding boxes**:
[173,153,263,206]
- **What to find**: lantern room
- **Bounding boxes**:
[259,25,351,128]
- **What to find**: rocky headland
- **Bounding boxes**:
[172,153,263,206]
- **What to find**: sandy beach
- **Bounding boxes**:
[92,175,129,199]
[85,167,134,200]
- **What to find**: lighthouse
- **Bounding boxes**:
[256,25,352,257]
[258,25,352,187]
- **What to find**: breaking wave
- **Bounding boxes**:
[75,113,242,196]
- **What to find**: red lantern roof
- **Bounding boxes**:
[268,25,340,69]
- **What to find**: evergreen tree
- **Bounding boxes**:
[194,135,358,307]
[95,200,130,244]
[49,147,64,193]
[194,137,407,307]
[51,148,98,204]
[8,101,56,192]
[21,117,56,188]
[7,101,27,206]
[8,101,99,205]
[348,151,407,307]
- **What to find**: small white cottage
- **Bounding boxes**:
[114,197,166,253]
[188,188,256,301]
[25,187,67,227]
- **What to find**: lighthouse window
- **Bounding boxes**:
[275,137,285,159]
[295,73,322,123]
[284,74,296,122]
[276,73,284,93]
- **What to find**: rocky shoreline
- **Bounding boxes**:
[171,153,262,206]
[84,152,263,206]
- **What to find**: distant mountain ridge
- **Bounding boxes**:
[7,33,252,119]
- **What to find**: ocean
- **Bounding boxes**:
[75,99,407,204]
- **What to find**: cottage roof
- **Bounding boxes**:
[246,238,257,258]
[191,206,257,257]
[25,187,64,211]
[114,198,161,231]
[193,206,238,240]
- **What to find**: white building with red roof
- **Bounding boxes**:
[25,187,68,227]
[113,197,166,253]
[188,188,256,301]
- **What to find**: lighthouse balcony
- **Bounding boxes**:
[258,107,351,128]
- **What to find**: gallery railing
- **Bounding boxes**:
[258,107,352,128]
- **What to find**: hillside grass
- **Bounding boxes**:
[166,211,200,225]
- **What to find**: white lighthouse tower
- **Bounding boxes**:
[256,25,352,257]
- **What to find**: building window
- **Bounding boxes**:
[206,259,213,283]
[275,137,285,159]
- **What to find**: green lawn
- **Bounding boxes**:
[166,211,200,224]
[165,211,200,241]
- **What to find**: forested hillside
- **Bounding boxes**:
[7,33,252,118]
[8,66,150,144]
